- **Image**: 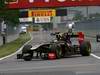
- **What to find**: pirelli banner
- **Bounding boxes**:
[28,9,56,17]
[19,9,67,18]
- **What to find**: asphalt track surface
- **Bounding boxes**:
[0,31,100,75]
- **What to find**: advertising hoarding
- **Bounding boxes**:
[28,9,56,17]
[19,9,67,18]
[19,17,32,22]
[34,17,51,23]
[7,0,100,9]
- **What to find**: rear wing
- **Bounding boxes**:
[70,34,78,38]
[67,32,84,38]
[69,32,85,44]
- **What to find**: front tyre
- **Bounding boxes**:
[22,45,32,53]
[23,55,32,61]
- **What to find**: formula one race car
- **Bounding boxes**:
[17,32,91,61]
[96,34,100,42]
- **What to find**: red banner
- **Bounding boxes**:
[7,0,100,9]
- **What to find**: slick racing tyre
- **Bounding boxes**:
[22,45,32,53]
[80,41,91,56]
[23,54,32,61]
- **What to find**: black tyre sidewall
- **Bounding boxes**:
[23,55,32,61]
[80,41,91,56]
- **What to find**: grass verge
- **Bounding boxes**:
[0,33,31,58]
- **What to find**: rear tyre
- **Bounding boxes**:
[80,41,91,56]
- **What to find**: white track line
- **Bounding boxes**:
[0,32,33,61]
[91,53,100,59]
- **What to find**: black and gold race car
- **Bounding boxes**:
[17,32,91,61]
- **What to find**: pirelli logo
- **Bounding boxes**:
[28,9,56,17]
